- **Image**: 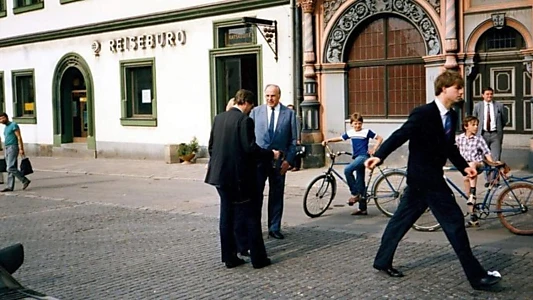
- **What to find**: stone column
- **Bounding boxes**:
[444,0,458,69]
[298,0,324,168]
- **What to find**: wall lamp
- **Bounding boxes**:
[242,17,278,61]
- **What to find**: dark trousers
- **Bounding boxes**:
[292,153,302,169]
[256,162,286,232]
[374,186,487,284]
[217,187,268,264]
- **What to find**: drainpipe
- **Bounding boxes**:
[292,0,303,115]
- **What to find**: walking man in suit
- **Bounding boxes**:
[205,89,278,269]
[250,84,298,239]
[365,71,502,290]
[472,87,507,161]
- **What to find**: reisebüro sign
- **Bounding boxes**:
[92,30,186,56]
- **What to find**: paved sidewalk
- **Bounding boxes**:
[1,156,531,299]
[29,156,324,187]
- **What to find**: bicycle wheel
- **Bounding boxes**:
[412,208,441,232]
[497,182,533,235]
[372,170,407,217]
[303,175,337,218]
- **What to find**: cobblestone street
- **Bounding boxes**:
[0,157,532,299]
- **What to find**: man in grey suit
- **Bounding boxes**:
[250,84,297,239]
[472,87,507,161]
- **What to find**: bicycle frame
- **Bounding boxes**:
[322,145,401,201]
[443,165,529,217]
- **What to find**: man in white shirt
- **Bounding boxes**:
[472,87,507,161]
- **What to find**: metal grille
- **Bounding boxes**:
[486,29,517,50]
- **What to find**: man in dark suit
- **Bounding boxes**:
[205,89,279,269]
[365,71,502,290]
[249,84,298,239]
[472,87,507,161]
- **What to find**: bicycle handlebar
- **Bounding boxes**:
[324,144,352,158]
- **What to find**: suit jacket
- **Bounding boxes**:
[374,101,469,191]
[205,108,273,200]
[249,104,298,165]
[472,100,507,139]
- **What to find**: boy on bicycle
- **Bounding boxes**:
[456,115,497,227]
[322,112,383,215]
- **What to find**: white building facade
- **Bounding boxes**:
[0,0,294,160]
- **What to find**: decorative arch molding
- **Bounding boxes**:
[465,17,533,53]
[52,52,96,150]
[322,0,442,63]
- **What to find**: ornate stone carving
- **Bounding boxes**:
[465,57,475,77]
[324,0,441,63]
[323,0,348,28]
[299,0,316,13]
[426,0,440,14]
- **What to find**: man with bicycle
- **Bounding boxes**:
[365,71,501,291]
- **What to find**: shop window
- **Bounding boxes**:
[120,59,157,127]
[347,16,425,118]
[0,1,6,18]
[13,0,44,14]
[12,69,37,124]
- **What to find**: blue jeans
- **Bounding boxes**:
[5,145,29,190]
[344,154,368,210]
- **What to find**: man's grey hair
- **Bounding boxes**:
[264,84,281,96]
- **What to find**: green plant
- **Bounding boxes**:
[177,136,199,157]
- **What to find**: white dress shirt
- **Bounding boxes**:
[484,101,496,131]
[267,104,281,130]
[434,99,449,128]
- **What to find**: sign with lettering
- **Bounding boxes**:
[93,30,186,55]
[224,27,253,47]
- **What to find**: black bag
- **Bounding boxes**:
[0,159,5,173]
[20,157,33,176]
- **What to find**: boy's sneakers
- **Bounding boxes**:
[466,214,480,227]
[466,220,480,227]
[467,194,476,206]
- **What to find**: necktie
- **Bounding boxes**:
[444,111,452,139]
[268,107,275,139]
[486,103,491,131]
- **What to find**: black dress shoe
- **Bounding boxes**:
[268,231,284,239]
[252,258,271,269]
[0,188,13,192]
[471,274,501,290]
[239,250,250,257]
[224,257,246,269]
[374,266,404,277]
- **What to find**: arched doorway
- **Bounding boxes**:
[347,16,426,118]
[52,53,96,152]
[468,27,528,133]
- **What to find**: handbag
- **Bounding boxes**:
[20,157,33,176]
[0,159,6,173]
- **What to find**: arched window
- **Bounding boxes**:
[476,27,525,52]
[347,16,426,118]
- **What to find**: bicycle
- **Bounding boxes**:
[302,145,407,218]
[410,161,533,235]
